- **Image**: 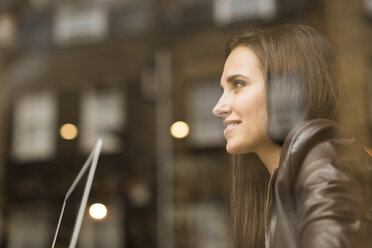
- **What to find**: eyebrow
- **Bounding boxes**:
[219,74,251,89]
[226,74,251,83]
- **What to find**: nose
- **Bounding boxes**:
[212,94,231,118]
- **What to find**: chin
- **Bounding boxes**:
[226,143,247,155]
[225,137,257,154]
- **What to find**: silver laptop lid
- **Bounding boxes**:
[51,139,102,248]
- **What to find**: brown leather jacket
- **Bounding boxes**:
[265,119,372,248]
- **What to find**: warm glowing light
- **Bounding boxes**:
[60,123,78,140]
[170,121,190,139]
[89,203,108,220]
[366,147,372,158]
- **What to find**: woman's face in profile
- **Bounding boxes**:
[213,46,270,154]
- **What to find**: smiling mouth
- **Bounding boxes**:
[223,121,241,135]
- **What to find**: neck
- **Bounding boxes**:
[256,142,282,175]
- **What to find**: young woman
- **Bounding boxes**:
[213,24,372,248]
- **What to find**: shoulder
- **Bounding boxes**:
[278,118,362,180]
[276,118,372,243]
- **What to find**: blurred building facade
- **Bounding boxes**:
[0,0,370,247]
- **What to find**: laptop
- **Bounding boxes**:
[51,139,102,248]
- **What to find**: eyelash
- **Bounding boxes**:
[232,80,245,89]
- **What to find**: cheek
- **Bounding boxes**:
[241,88,269,141]
[256,96,268,126]
[226,93,268,154]
[257,109,269,139]
[241,88,267,125]
[255,94,269,135]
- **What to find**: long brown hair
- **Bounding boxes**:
[226,24,348,248]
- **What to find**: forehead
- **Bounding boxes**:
[221,46,262,81]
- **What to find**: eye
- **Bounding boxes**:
[232,80,245,89]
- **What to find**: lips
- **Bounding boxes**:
[223,120,241,136]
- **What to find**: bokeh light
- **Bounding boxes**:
[170,121,190,139]
[89,203,108,220]
[60,123,78,140]
[366,147,372,158]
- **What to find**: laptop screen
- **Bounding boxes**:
[51,139,102,248]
